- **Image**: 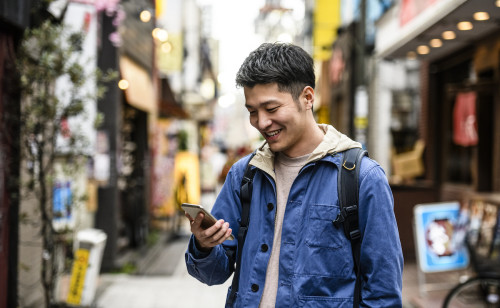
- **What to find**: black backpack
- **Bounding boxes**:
[227,147,368,307]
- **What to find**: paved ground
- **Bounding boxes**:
[402,263,470,308]
[92,228,469,308]
[95,233,230,308]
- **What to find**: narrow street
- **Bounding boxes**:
[91,196,452,308]
[93,226,454,308]
[95,233,231,308]
[95,193,231,308]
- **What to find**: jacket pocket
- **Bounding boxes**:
[305,204,344,249]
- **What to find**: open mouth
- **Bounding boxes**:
[265,129,282,140]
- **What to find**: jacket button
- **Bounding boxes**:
[267,203,274,211]
[261,244,268,252]
[251,284,259,292]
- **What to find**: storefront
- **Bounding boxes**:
[116,54,157,248]
[0,1,29,307]
[95,0,158,268]
[375,0,500,259]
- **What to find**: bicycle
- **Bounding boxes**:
[442,234,500,307]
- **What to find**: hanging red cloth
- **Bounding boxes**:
[453,91,478,147]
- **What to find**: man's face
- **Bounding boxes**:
[244,83,311,157]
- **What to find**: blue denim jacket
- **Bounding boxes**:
[186,126,403,308]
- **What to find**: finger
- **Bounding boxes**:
[190,213,207,238]
[199,219,224,239]
[191,212,205,228]
[193,216,219,241]
[195,223,222,250]
[195,212,205,223]
[210,222,230,242]
[210,227,233,245]
[196,219,226,247]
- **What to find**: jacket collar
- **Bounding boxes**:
[249,124,362,179]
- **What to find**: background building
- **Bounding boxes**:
[375,0,500,260]
[0,2,28,307]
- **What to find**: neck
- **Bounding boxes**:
[304,122,325,153]
[285,121,324,158]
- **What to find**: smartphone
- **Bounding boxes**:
[181,203,235,240]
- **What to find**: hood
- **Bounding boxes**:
[308,124,362,161]
[249,124,362,178]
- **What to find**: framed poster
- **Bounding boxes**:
[414,201,469,273]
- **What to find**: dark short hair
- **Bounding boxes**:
[235,43,315,102]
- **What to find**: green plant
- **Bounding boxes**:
[111,262,137,275]
[17,19,115,307]
[146,229,160,247]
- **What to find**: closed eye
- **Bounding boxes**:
[267,107,278,112]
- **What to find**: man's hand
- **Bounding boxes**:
[186,212,233,253]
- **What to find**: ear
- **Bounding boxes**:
[301,86,315,110]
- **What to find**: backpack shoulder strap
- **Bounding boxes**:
[333,147,368,308]
[227,152,256,305]
[333,148,367,240]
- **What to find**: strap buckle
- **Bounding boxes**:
[332,205,357,228]
[332,205,361,240]
[349,229,361,240]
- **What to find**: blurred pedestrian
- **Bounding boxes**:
[218,147,237,184]
[185,43,403,307]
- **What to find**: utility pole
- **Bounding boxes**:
[353,0,368,148]
[359,0,366,86]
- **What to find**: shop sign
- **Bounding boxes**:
[354,86,368,148]
[414,202,469,272]
[94,130,110,184]
[53,181,73,231]
[55,3,98,155]
[329,48,345,86]
[400,0,440,26]
[66,248,90,305]
[453,91,478,147]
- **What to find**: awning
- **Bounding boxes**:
[375,0,500,61]
[120,56,156,113]
[158,77,188,119]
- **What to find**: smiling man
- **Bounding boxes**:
[185,43,403,308]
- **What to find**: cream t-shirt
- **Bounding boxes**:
[259,152,310,307]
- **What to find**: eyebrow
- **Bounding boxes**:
[245,101,277,109]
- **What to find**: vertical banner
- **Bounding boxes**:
[453,91,478,147]
[94,130,110,184]
[156,33,183,73]
[414,202,469,272]
[354,86,368,149]
[313,0,341,61]
[56,2,98,154]
[66,248,90,305]
[53,181,73,231]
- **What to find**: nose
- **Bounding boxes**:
[255,112,272,130]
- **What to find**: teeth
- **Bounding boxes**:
[267,130,281,137]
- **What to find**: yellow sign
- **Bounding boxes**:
[155,0,163,17]
[66,249,90,305]
[354,117,368,129]
[313,0,341,61]
[157,33,183,73]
